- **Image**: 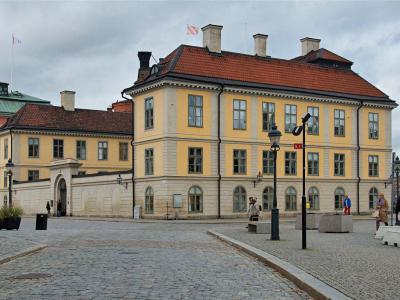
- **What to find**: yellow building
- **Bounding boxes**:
[123,25,397,219]
[0,91,132,209]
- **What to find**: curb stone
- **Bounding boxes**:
[208,230,353,300]
[0,244,47,265]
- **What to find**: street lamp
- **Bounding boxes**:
[117,173,128,189]
[292,113,311,250]
[395,156,400,225]
[5,159,14,208]
[253,171,262,188]
[268,123,282,241]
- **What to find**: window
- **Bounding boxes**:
[119,142,129,161]
[285,152,297,175]
[369,187,378,210]
[77,171,86,176]
[308,187,319,210]
[285,105,297,133]
[368,155,379,177]
[233,149,246,174]
[285,187,297,211]
[233,99,246,130]
[233,186,247,212]
[263,187,274,211]
[307,107,319,135]
[145,187,154,214]
[334,153,345,176]
[53,139,64,159]
[4,139,8,159]
[369,113,379,139]
[28,170,39,182]
[188,95,203,127]
[188,186,203,213]
[262,102,275,131]
[334,109,345,136]
[334,187,345,210]
[307,152,319,176]
[98,141,108,160]
[144,97,154,129]
[262,151,274,175]
[76,140,86,160]
[28,138,39,158]
[4,171,8,188]
[3,195,7,208]
[145,148,154,175]
[188,147,202,174]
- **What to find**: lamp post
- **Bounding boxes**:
[5,159,14,208]
[395,156,400,225]
[268,123,282,241]
[292,113,311,250]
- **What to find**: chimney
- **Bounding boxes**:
[137,51,152,82]
[300,37,321,56]
[201,24,223,53]
[60,91,75,111]
[253,34,268,57]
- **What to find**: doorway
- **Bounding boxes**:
[57,178,67,216]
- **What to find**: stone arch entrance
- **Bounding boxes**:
[57,178,67,217]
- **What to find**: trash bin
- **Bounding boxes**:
[36,214,47,230]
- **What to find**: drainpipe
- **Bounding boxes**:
[121,91,135,217]
[356,101,364,215]
[217,85,224,219]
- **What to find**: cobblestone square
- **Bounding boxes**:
[0,218,310,299]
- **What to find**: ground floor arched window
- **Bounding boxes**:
[263,187,274,211]
[334,187,345,210]
[145,187,154,214]
[285,187,297,211]
[188,186,203,213]
[369,187,378,210]
[233,186,247,212]
[308,187,319,210]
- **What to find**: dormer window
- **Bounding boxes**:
[0,82,9,96]
[150,65,159,75]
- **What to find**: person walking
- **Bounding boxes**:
[57,201,61,217]
[46,201,51,216]
[375,193,389,231]
[247,197,260,222]
[343,194,351,215]
[395,195,400,226]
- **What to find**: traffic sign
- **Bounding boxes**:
[294,143,303,149]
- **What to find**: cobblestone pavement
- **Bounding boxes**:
[0,235,38,259]
[216,220,400,300]
[0,218,310,299]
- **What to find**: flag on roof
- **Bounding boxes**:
[186,25,199,35]
[12,34,22,46]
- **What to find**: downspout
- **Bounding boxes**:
[217,85,224,219]
[10,128,12,161]
[121,91,135,217]
[356,100,364,215]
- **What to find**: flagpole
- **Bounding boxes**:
[10,34,14,92]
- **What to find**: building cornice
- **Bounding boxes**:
[3,128,131,139]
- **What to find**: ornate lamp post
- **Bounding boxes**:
[268,123,282,241]
[5,159,14,208]
[395,156,400,225]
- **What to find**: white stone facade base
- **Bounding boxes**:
[318,214,353,233]
[295,213,324,230]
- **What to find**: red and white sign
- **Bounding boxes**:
[294,143,303,150]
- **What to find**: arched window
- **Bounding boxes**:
[233,186,247,212]
[308,187,319,210]
[334,187,345,210]
[188,186,203,213]
[369,187,378,210]
[263,187,274,211]
[285,187,297,211]
[145,187,154,214]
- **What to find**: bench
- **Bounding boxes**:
[382,229,400,247]
[248,221,271,234]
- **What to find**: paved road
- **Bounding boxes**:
[217,220,400,300]
[0,218,310,299]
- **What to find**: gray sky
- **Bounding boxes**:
[0,0,399,152]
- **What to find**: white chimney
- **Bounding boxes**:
[60,91,75,111]
[300,37,321,56]
[253,34,268,57]
[201,24,223,53]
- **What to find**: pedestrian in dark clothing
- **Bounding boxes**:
[57,201,61,217]
[395,196,400,226]
[46,201,51,216]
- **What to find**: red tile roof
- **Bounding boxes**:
[292,48,353,64]
[133,45,389,100]
[2,104,132,135]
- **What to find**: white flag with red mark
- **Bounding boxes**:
[186,25,199,35]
